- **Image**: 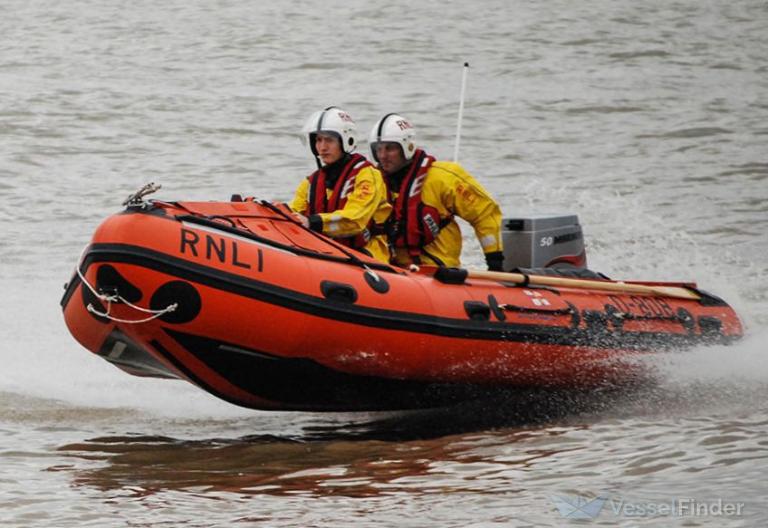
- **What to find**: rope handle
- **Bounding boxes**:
[75,246,177,324]
[86,302,177,324]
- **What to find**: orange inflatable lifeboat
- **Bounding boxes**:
[61,189,743,411]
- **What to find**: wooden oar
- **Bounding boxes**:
[465,269,701,301]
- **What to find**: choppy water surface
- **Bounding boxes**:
[1,1,767,526]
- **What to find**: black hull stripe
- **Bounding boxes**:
[64,243,736,350]
[148,338,275,411]
[158,329,507,412]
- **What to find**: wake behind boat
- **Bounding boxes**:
[60,189,743,411]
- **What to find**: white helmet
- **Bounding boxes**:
[369,113,417,162]
[301,106,358,156]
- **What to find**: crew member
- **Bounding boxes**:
[291,107,391,263]
[368,113,503,270]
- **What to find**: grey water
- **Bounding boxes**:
[1,0,767,526]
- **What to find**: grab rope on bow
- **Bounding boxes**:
[75,247,177,324]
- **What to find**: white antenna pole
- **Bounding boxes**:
[453,62,469,162]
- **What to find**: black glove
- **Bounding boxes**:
[485,251,505,272]
[308,214,324,233]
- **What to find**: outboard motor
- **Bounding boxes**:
[501,214,586,271]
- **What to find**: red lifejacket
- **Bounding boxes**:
[390,149,452,261]
[307,153,375,249]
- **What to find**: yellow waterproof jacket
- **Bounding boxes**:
[290,164,392,263]
[390,160,502,268]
